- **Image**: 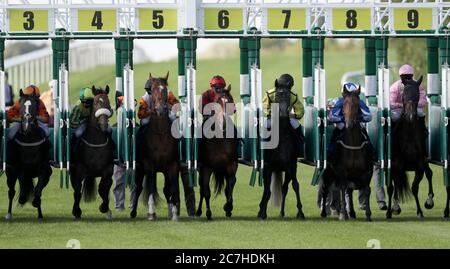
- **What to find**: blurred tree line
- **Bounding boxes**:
[5,42,47,58]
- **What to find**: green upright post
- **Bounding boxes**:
[52,34,70,189]
[247,35,261,186]
[239,37,251,172]
[310,35,325,186]
[302,38,312,104]
[0,38,5,175]
[0,39,4,70]
[375,37,390,187]
[183,31,197,187]
[439,34,450,187]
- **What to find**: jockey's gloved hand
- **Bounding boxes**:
[37,116,47,123]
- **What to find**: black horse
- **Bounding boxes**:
[196,85,238,220]
[257,79,305,220]
[131,73,180,221]
[389,76,434,219]
[5,90,52,219]
[320,85,374,221]
[70,86,115,219]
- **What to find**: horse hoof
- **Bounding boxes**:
[257,212,267,220]
[393,205,401,215]
[386,211,392,219]
[331,209,339,217]
[171,215,179,221]
[72,208,82,219]
[5,213,12,220]
[366,216,372,222]
[167,204,174,219]
[38,214,43,220]
[105,210,113,220]
[147,213,157,221]
[32,198,40,208]
[226,212,232,218]
[424,199,434,210]
[130,211,137,219]
[339,213,348,221]
[320,211,327,218]
[297,212,306,220]
[417,212,424,219]
[279,213,285,219]
[206,211,212,221]
[99,204,109,214]
[349,211,356,219]
[195,210,202,217]
[444,210,449,219]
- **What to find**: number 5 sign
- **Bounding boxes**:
[138,9,177,31]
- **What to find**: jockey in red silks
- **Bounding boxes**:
[200,75,235,115]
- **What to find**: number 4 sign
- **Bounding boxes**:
[77,9,117,32]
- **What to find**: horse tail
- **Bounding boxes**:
[213,171,225,197]
[270,172,283,208]
[142,175,161,207]
[396,170,412,202]
[18,178,34,205]
[82,177,97,202]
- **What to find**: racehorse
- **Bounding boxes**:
[195,85,238,220]
[389,76,434,219]
[320,85,374,221]
[70,86,115,219]
[257,80,305,220]
[130,72,180,221]
[5,90,52,219]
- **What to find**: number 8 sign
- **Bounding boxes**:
[332,8,371,31]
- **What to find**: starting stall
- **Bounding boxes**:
[0,0,449,193]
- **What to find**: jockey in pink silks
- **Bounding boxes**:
[390,64,427,122]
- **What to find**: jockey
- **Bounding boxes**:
[327,82,374,160]
[262,74,305,142]
[200,75,236,116]
[7,85,50,140]
[137,79,179,126]
[390,64,427,129]
[70,87,95,138]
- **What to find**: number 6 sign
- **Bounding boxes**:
[204,8,243,31]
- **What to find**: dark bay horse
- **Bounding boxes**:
[320,85,373,221]
[5,90,52,219]
[196,85,238,220]
[257,81,305,220]
[389,76,434,219]
[71,86,115,219]
[131,73,180,221]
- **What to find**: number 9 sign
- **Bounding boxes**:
[393,8,432,31]
[9,10,49,32]
[204,8,243,31]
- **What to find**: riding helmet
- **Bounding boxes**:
[399,64,414,75]
[79,87,94,101]
[276,74,294,89]
[342,82,359,93]
[22,85,41,96]
[210,75,226,88]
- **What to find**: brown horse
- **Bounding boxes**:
[196,85,238,220]
[131,73,180,221]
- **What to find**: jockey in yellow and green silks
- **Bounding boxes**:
[262,74,305,142]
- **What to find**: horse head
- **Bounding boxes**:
[147,72,169,117]
[342,84,361,129]
[274,77,292,120]
[19,89,40,135]
[91,85,111,133]
[212,84,233,131]
[402,75,423,123]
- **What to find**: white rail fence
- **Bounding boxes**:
[4,41,148,92]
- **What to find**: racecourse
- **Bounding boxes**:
[0,41,449,248]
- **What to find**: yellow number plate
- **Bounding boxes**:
[267,8,305,31]
[9,10,48,32]
[139,9,177,31]
[204,8,243,31]
[333,8,371,31]
[78,9,117,32]
[394,8,433,31]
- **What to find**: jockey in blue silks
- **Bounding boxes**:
[327,82,376,161]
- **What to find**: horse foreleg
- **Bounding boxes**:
[290,164,305,220]
[411,169,425,218]
[98,169,113,219]
[279,174,290,219]
[202,167,213,221]
[257,167,272,220]
[5,170,17,220]
[339,185,349,221]
[130,167,144,218]
[147,171,158,220]
[181,167,196,217]
[71,168,83,219]
[33,165,52,219]
[444,186,450,219]
[167,164,180,221]
[386,180,394,219]
[424,164,434,210]
[346,189,356,219]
